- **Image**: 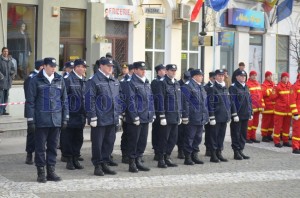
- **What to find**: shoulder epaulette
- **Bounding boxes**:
[160,77,164,81]
[89,75,94,80]
[231,83,235,86]
[120,79,124,82]
[210,84,214,87]
[185,80,190,84]
[64,75,69,79]
[127,78,131,81]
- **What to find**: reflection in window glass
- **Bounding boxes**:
[182,22,188,51]
[181,53,188,75]
[155,52,164,66]
[155,19,165,50]
[145,51,153,70]
[276,35,289,75]
[189,53,198,69]
[189,23,199,51]
[7,4,36,80]
[60,9,85,38]
[145,18,153,49]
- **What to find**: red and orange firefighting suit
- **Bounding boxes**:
[273,81,298,145]
[246,78,265,140]
[291,80,300,150]
[261,79,275,138]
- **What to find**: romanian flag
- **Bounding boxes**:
[190,0,204,22]
[263,0,278,13]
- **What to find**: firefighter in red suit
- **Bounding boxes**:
[291,73,300,154]
[273,72,298,148]
[261,71,276,142]
[246,71,265,143]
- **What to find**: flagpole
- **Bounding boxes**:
[200,2,206,72]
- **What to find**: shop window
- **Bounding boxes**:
[181,21,199,75]
[145,18,165,79]
[276,35,289,76]
[7,4,37,81]
[249,35,263,82]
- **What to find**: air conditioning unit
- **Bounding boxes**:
[174,3,191,21]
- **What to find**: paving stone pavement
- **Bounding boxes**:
[1,129,300,198]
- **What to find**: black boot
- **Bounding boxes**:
[73,157,84,169]
[94,165,104,176]
[205,149,211,157]
[122,155,129,164]
[61,155,67,162]
[177,149,185,159]
[210,150,220,163]
[239,150,250,159]
[25,153,33,165]
[108,157,118,166]
[66,157,75,170]
[78,156,84,161]
[129,158,138,173]
[233,150,243,160]
[184,153,195,165]
[153,154,159,161]
[283,142,292,147]
[46,166,62,182]
[157,154,168,168]
[101,163,117,175]
[216,150,228,162]
[164,155,178,167]
[36,166,47,183]
[262,136,270,142]
[136,157,150,171]
[268,135,273,141]
[191,152,204,164]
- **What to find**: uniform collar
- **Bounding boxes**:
[42,69,54,83]
[73,70,83,79]
[98,69,110,79]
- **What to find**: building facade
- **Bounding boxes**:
[0,0,299,116]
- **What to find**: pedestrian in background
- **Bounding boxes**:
[232,62,248,84]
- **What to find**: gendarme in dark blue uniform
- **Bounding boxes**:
[23,59,44,165]
[85,58,122,176]
[151,64,166,159]
[206,69,237,163]
[156,64,182,168]
[124,61,154,172]
[229,70,252,160]
[61,59,87,170]
[27,57,69,183]
[181,69,209,165]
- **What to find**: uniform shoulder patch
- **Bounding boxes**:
[127,78,131,81]
[29,74,34,78]
[120,79,124,82]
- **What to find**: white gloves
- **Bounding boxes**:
[182,118,189,125]
[210,119,216,125]
[160,118,167,126]
[249,116,253,120]
[294,115,299,120]
[178,118,182,125]
[133,117,140,126]
[233,116,239,122]
[90,121,97,127]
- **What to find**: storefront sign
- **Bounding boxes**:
[104,4,134,21]
[228,8,264,29]
[218,32,234,47]
[144,7,164,14]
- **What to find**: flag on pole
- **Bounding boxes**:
[263,0,278,13]
[190,0,204,22]
[276,0,294,23]
[206,0,230,12]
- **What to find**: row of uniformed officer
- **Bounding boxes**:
[123,61,155,172]
[26,57,69,183]
[61,59,87,170]
[23,59,44,165]
[181,69,209,165]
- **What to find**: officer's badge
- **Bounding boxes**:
[172,65,176,69]
[52,59,56,63]
[109,60,113,64]
[141,63,145,67]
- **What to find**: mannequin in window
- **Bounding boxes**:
[16,22,32,79]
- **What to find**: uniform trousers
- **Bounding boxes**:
[127,123,149,159]
[210,122,227,151]
[61,127,84,157]
[157,124,178,155]
[35,127,60,167]
[292,119,300,150]
[204,123,212,151]
[247,111,260,140]
[230,120,248,151]
[261,113,274,137]
[151,118,160,154]
[120,121,128,156]
[26,127,35,154]
[91,125,116,166]
[183,124,203,154]
[177,124,185,151]
[273,115,291,144]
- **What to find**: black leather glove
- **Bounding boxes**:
[28,123,35,133]
[61,121,68,131]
